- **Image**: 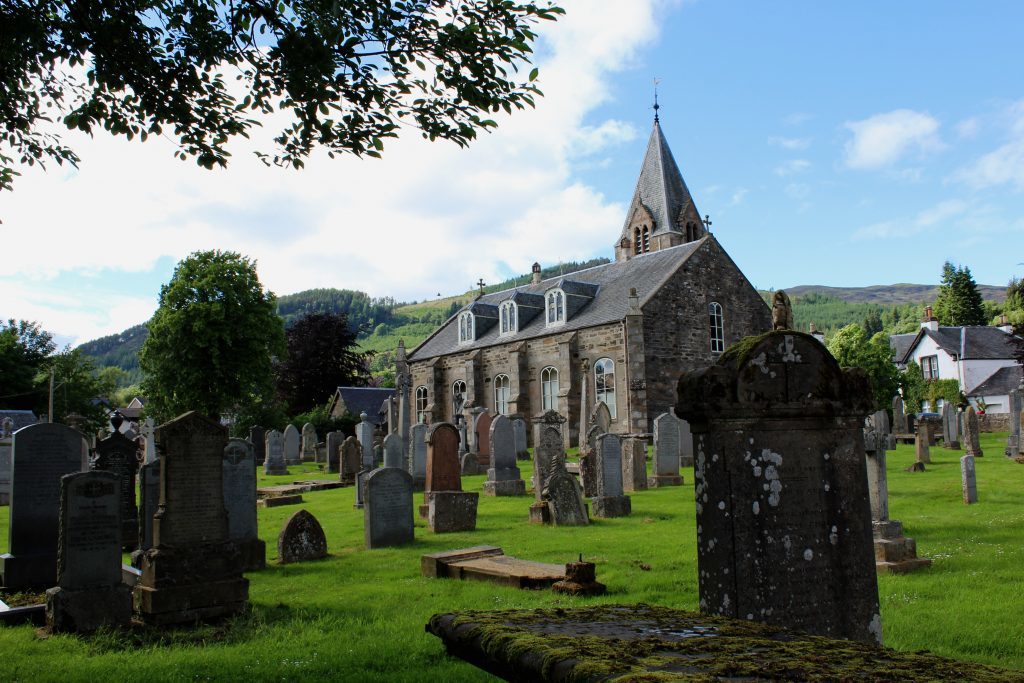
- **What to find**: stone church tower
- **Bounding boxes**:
[614,118,705,262]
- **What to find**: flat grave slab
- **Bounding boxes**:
[291,480,346,492]
[257,485,307,498]
[426,604,1024,682]
[257,494,303,508]
[421,546,565,589]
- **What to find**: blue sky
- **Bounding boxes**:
[3,0,1023,346]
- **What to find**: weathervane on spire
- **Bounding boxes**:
[653,77,662,123]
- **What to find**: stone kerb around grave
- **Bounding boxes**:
[483,415,526,497]
[676,330,881,645]
[424,422,477,533]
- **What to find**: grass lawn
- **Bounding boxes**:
[0,431,1022,681]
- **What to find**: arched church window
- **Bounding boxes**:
[634,227,642,255]
[494,374,510,415]
[709,302,725,353]
[458,312,474,343]
[499,301,517,335]
[541,367,559,411]
[415,386,429,423]
[546,289,565,326]
[452,380,467,417]
[642,225,650,252]
[594,358,617,419]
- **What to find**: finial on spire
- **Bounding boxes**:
[653,77,662,122]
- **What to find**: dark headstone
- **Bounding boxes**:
[223,438,265,571]
[650,413,683,487]
[45,471,131,632]
[545,462,589,526]
[326,431,343,476]
[264,429,287,475]
[91,430,139,551]
[409,423,428,491]
[424,423,476,531]
[964,406,983,457]
[364,468,415,549]
[131,461,160,568]
[428,491,479,533]
[961,455,978,504]
[1,423,85,591]
[511,416,529,461]
[676,331,881,644]
[622,437,647,492]
[249,426,266,465]
[0,435,11,506]
[278,509,327,563]
[591,433,630,518]
[484,415,526,496]
[341,436,361,484]
[474,411,493,466]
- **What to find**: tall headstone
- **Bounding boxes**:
[677,413,695,468]
[677,331,881,644]
[892,395,906,434]
[545,459,589,526]
[529,411,564,524]
[223,438,265,571]
[964,406,983,457]
[474,411,493,466]
[1,423,85,591]
[327,430,343,476]
[457,418,469,457]
[142,417,157,465]
[91,428,140,551]
[383,433,405,470]
[651,415,683,487]
[591,434,630,518]
[409,423,428,491]
[1006,388,1022,456]
[622,437,647,492]
[468,407,485,454]
[249,425,266,465]
[44,471,132,633]
[915,422,931,465]
[941,403,960,449]
[483,415,526,496]
[591,402,612,434]
[961,455,978,504]
[341,436,361,485]
[511,416,529,461]
[133,461,160,567]
[0,434,11,506]
[134,412,248,625]
[356,413,375,469]
[283,424,301,465]
[301,423,318,462]
[364,467,415,549]
[424,423,477,533]
[264,429,288,475]
[578,424,604,498]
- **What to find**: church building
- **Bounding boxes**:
[403,116,772,446]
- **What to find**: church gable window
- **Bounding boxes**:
[546,289,565,326]
[458,312,475,343]
[594,358,617,419]
[494,374,510,415]
[709,302,725,353]
[499,301,518,335]
[452,380,467,416]
[541,367,559,411]
[415,386,429,423]
[642,225,650,252]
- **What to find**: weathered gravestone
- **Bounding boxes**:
[530,411,564,524]
[134,412,248,625]
[1,423,85,591]
[425,423,478,533]
[964,406,983,457]
[651,414,684,487]
[409,423,428,492]
[223,438,265,571]
[892,395,907,434]
[676,331,881,644]
[91,428,139,551]
[383,433,404,470]
[326,431,344,477]
[677,413,695,468]
[622,436,648,492]
[249,425,266,465]
[356,413,375,469]
[1006,387,1022,456]
[941,403,960,449]
[0,434,11,506]
[961,455,978,504]
[578,424,604,498]
[545,459,589,526]
[484,415,526,496]
[591,402,612,434]
[914,421,931,466]
[301,423,317,462]
[45,471,132,633]
[283,424,301,465]
[264,429,288,475]
[278,509,327,563]
[142,417,157,465]
[591,434,631,518]
[132,461,160,568]
[474,410,493,466]
[511,416,529,461]
[340,436,361,485]
[364,467,415,549]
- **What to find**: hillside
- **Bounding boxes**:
[784,283,1005,305]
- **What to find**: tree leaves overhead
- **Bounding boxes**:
[0,0,564,190]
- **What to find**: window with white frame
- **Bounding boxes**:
[594,358,616,419]
[494,374,510,415]
[921,355,939,380]
[415,386,429,423]
[546,289,565,326]
[709,302,725,353]
[458,312,475,343]
[499,301,517,335]
[452,380,467,416]
[541,367,559,411]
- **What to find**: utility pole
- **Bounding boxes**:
[48,367,54,423]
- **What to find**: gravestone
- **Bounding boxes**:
[474,411,493,466]
[341,436,361,485]
[278,509,328,563]
[914,422,931,465]
[591,402,612,434]
[264,429,287,475]
[133,461,160,567]
[676,331,881,644]
[964,406,983,457]
[622,437,647,492]
[678,414,695,468]
[0,435,10,506]
[511,416,529,461]
[651,414,684,487]
[249,425,266,465]
[1006,388,1022,456]
[961,455,978,504]
[383,433,405,470]
[457,418,469,457]
[592,434,630,518]
[356,413,375,469]
[941,404,959,449]
[91,428,139,551]
[483,415,526,496]
[1,423,85,591]
[44,471,132,633]
[364,467,415,549]
[530,412,564,523]
[142,417,157,465]
[327,431,343,476]
[409,423,428,491]
[892,395,907,433]
[578,424,604,498]
[223,438,265,571]
[283,424,301,465]
[134,412,248,625]
[301,423,317,462]
[425,423,477,533]
[545,460,589,526]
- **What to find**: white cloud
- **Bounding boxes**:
[915,199,968,227]
[768,136,811,150]
[954,101,1024,191]
[843,109,944,170]
[851,199,969,241]
[955,117,980,139]
[0,0,667,345]
[774,159,811,176]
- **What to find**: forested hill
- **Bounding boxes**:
[784,283,1006,305]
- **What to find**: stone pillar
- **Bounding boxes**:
[915,422,931,465]
[964,406,983,457]
[1005,388,1022,457]
[555,332,578,451]
[623,288,648,435]
[578,358,591,451]
[961,455,978,504]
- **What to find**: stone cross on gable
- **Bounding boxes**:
[476,278,486,295]
[702,214,712,232]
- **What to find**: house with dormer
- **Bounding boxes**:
[404,117,771,446]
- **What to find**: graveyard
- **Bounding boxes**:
[0,429,1021,680]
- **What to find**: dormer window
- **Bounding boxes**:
[458,312,475,343]
[499,301,517,335]
[546,289,565,326]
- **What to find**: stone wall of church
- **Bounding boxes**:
[641,238,772,419]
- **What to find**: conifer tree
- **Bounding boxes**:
[934,261,987,326]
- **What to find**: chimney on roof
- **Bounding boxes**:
[998,314,1014,334]
[627,287,642,316]
[922,305,939,332]
[532,262,542,285]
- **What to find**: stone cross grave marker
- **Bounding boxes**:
[425,423,477,532]
[511,416,529,461]
[301,423,317,462]
[249,425,266,465]
[264,429,287,475]
[224,438,265,571]
[326,430,343,476]
[1,423,85,591]
[592,433,630,518]
[357,413,375,469]
[92,428,139,551]
[961,455,978,504]
[484,415,526,496]
[383,433,405,470]
[278,509,327,563]
[283,424,301,465]
[45,471,132,633]
[409,423,428,491]
[364,467,415,549]
[964,406,983,457]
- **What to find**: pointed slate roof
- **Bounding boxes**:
[621,120,700,237]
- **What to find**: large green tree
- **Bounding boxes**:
[933,261,986,326]
[40,347,117,431]
[1,0,563,190]
[0,319,56,410]
[140,250,287,421]
[827,324,900,411]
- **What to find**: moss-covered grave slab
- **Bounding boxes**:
[425,604,1024,682]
